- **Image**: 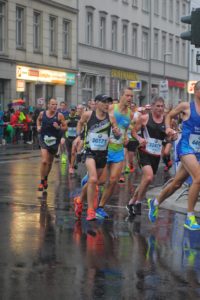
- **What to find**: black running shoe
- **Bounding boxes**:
[126,204,136,217]
[134,202,142,215]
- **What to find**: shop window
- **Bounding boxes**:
[46,85,54,102]
[82,74,96,103]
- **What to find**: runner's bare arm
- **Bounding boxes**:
[76,111,91,136]
[165,102,190,136]
[59,113,67,131]
[36,111,43,132]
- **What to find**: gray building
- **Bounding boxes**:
[188,0,200,101]
[78,0,190,107]
[0,0,78,110]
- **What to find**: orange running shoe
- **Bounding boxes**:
[93,185,99,210]
[38,183,44,191]
[74,196,83,219]
[86,208,96,221]
[118,176,125,183]
[43,180,48,190]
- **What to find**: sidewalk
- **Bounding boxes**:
[147,184,200,217]
[0,143,40,161]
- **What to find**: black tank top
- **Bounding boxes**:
[41,111,61,145]
[142,113,166,140]
[85,111,111,152]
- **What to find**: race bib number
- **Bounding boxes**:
[109,128,125,144]
[44,135,57,146]
[68,127,76,137]
[88,132,109,150]
[189,134,200,153]
[146,137,162,155]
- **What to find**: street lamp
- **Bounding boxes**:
[163,52,172,80]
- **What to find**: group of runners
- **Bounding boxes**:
[36,80,200,231]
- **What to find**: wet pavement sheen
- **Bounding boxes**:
[0,154,200,300]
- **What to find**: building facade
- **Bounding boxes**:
[0,0,78,110]
[78,0,190,107]
[188,0,200,101]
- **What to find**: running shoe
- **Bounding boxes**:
[96,207,109,219]
[126,204,135,218]
[38,183,44,192]
[61,154,67,164]
[134,202,142,215]
[118,176,125,183]
[74,196,83,219]
[125,166,130,174]
[148,198,158,223]
[43,180,48,190]
[184,215,200,231]
[81,172,89,187]
[86,208,96,221]
[129,165,135,173]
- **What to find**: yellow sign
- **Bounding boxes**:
[16,65,75,85]
[111,69,139,81]
[16,79,25,92]
[188,81,197,94]
[129,81,142,90]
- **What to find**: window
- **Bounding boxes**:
[86,11,93,45]
[182,2,186,16]
[0,2,5,52]
[175,38,179,64]
[63,19,70,57]
[154,0,159,15]
[111,20,117,51]
[49,16,57,54]
[162,0,167,19]
[169,0,173,22]
[175,0,180,24]
[33,11,41,52]
[142,29,149,59]
[122,23,128,54]
[99,76,105,93]
[132,25,137,56]
[82,74,95,102]
[181,42,186,66]
[16,6,24,48]
[162,32,167,59]
[99,16,106,48]
[169,35,173,63]
[142,0,149,12]
[153,29,159,59]
[132,0,138,7]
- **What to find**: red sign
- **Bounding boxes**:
[168,80,186,89]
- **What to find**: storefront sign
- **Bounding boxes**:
[111,69,139,81]
[188,81,197,94]
[16,66,76,85]
[168,80,186,89]
[129,81,142,91]
[16,80,25,92]
[159,80,169,101]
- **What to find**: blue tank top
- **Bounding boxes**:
[177,101,200,157]
[40,111,61,146]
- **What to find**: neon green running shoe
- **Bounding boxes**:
[61,154,67,164]
[184,215,200,231]
[124,166,130,174]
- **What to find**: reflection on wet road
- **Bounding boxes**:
[0,157,200,299]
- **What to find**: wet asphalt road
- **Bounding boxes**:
[0,148,200,300]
